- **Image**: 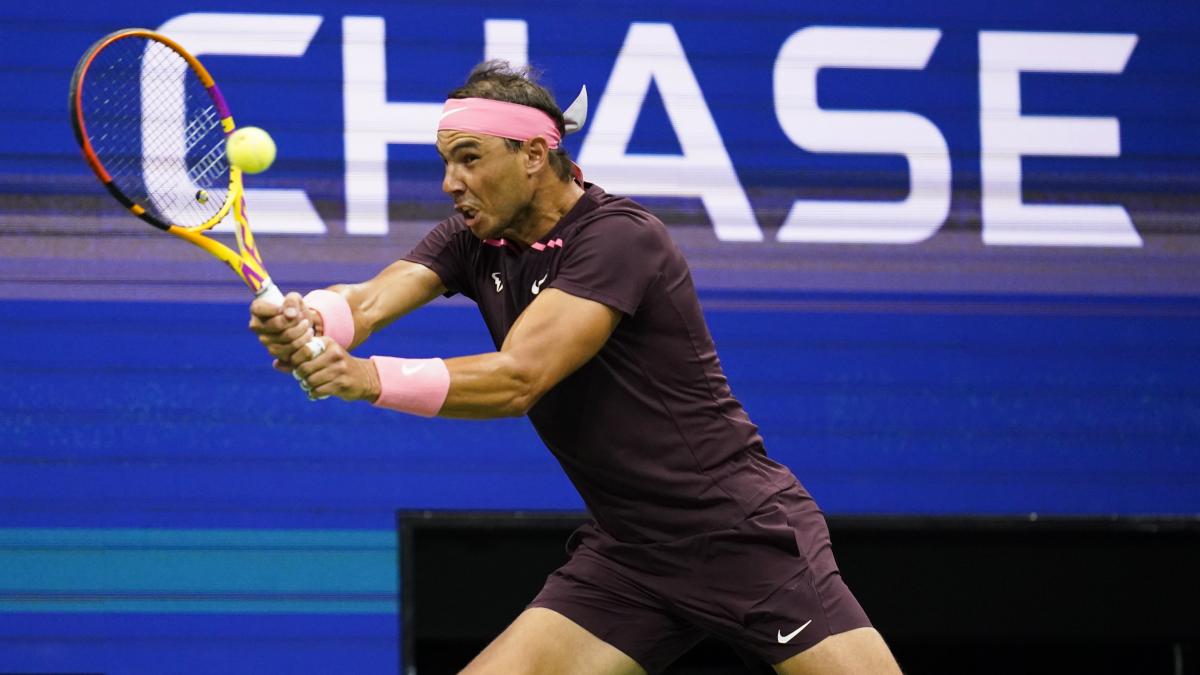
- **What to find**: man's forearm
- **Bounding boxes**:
[320,261,447,350]
[437,352,537,419]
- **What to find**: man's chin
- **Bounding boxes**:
[468,219,506,241]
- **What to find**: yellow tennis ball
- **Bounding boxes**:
[226,127,276,174]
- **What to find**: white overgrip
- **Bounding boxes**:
[254,281,328,399]
[256,281,285,307]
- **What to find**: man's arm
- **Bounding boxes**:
[291,287,622,417]
[439,288,621,418]
[325,259,447,349]
[249,260,446,368]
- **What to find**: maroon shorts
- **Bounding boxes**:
[528,482,871,673]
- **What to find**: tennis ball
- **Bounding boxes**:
[226,126,276,174]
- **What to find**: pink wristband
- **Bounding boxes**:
[370,356,450,417]
[303,289,355,349]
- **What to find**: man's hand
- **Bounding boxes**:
[248,291,323,373]
[291,337,382,402]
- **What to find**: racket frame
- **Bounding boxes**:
[69,28,279,302]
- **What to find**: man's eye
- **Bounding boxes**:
[463,155,480,165]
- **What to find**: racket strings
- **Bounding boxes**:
[183,103,219,153]
[85,45,145,198]
[82,35,230,228]
[186,114,230,186]
[140,41,230,225]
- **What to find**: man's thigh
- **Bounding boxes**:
[772,627,902,675]
[460,607,646,675]
[527,541,706,672]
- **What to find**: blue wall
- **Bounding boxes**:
[6,296,1199,526]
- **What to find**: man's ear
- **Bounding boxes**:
[524,136,550,176]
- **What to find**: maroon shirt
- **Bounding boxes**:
[406,184,795,543]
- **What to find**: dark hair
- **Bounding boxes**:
[447,61,574,182]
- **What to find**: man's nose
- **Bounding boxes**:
[442,165,465,195]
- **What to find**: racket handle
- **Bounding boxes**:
[256,282,285,307]
[293,337,330,401]
[293,338,326,381]
[255,280,330,401]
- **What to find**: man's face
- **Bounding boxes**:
[436,130,531,240]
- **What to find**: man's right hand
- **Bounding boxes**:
[248,291,323,373]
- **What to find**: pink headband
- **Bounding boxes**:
[437,97,563,148]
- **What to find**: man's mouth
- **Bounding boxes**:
[456,205,479,227]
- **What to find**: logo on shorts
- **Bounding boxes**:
[776,619,813,644]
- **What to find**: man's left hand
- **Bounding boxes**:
[290,337,382,402]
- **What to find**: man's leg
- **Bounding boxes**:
[460,607,647,675]
[772,627,901,675]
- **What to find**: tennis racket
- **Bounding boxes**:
[69,28,325,372]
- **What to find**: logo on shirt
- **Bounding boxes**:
[491,272,503,292]
[531,273,549,295]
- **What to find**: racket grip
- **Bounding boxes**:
[255,281,328,400]
[291,338,326,382]
[256,282,285,307]
[303,337,326,359]
[295,337,330,401]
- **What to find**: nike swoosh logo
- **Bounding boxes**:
[531,273,549,295]
[776,619,813,644]
[439,107,468,121]
[401,362,427,376]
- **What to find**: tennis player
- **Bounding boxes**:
[250,62,902,675]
